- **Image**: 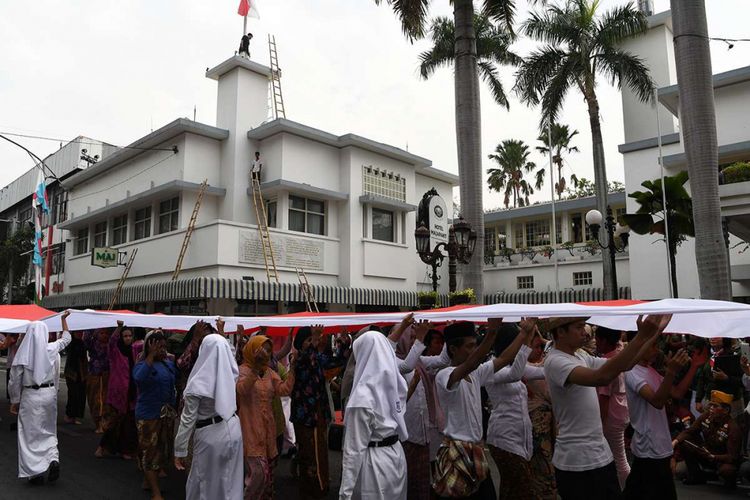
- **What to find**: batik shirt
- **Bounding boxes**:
[83,330,110,375]
[290,347,339,427]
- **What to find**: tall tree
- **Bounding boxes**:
[670,0,731,300]
[515,0,654,299]
[487,139,542,208]
[375,0,517,302]
[418,14,522,109]
[535,122,580,199]
[621,171,694,297]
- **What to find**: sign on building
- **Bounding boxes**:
[418,188,448,250]
[91,247,119,268]
[238,231,325,271]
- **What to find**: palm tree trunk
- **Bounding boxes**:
[584,89,615,299]
[670,0,731,300]
[668,237,679,297]
[453,0,484,302]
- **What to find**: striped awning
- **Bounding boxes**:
[41,277,420,309]
[485,287,631,305]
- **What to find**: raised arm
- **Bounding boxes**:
[387,313,415,344]
[109,320,124,348]
[568,315,671,387]
[489,344,531,383]
[671,347,708,400]
[491,319,536,373]
[50,310,73,354]
[274,328,294,362]
[638,350,689,410]
[446,320,500,390]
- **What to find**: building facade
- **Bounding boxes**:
[41,56,458,314]
[618,10,750,300]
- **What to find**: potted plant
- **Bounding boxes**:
[448,288,476,306]
[541,245,555,259]
[520,247,537,261]
[500,246,514,264]
[584,239,600,256]
[417,290,439,309]
[561,241,576,257]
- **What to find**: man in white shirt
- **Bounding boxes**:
[542,314,671,500]
[623,334,690,500]
[433,318,535,499]
[250,151,262,182]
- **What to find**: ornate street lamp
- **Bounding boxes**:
[415,215,476,293]
[585,206,630,300]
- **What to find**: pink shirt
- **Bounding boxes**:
[597,347,629,427]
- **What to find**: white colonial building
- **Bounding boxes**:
[40,55,457,314]
[618,10,750,301]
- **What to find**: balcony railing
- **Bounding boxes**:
[484,242,627,268]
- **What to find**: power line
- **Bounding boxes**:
[0,131,177,152]
[674,33,750,50]
[65,151,178,201]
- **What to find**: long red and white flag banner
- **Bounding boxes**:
[237,0,260,19]
[3,298,750,339]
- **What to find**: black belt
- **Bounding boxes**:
[196,413,234,429]
[25,382,54,390]
[368,435,399,448]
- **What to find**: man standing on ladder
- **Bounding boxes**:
[251,151,262,182]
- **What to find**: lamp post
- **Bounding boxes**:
[415,215,477,293]
[585,206,630,300]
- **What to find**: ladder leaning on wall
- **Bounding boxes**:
[268,34,286,120]
[108,248,138,310]
[172,179,208,281]
[250,177,279,283]
[296,267,319,312]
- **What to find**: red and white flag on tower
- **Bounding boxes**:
[237,0,260,19]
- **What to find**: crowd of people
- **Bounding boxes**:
[2,310,750,499]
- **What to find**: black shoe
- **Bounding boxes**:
[682,476,706,486]
[28,475,45,486]
[47,461,59,483]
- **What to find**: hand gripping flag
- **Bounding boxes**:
[32,168,49,303]
[238,0,260,19]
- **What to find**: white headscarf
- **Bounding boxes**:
[183,334,239,420]
[346,330,408,441]
[12,321,54,386]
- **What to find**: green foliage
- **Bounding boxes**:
[417,290,439,299]
[536,122,579,199]
[563,178,624,199]
[419,14,522,109]
[721,161,750,184]
[0,225,35,303]
[448,288,477,303]
[487,139,543,208]
[620,171,694,247]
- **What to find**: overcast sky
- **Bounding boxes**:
[1,0,748,210]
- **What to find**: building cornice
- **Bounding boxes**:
[205,56,272,80]
[658,65,750,116]
[61,119,229,189]
[618,133,680,154]
[484,191,627,223]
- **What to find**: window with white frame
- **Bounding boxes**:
[75,227,89,255]
[517,275,534,290]
[362,166,406,202]
[485,227,497,254]
[573,271,593,286]
[513,223,524,249]
[158,197,179,234]
[134,207,152,240]
[93,221,107,247]
[372,208,394,242]
[112,214,128,245]
[524,218,562,247]
[289,195,325,235]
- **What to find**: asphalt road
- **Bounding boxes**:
[0,361,745,499]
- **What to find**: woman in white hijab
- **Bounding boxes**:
[174,334,243,500]
[339,330,408,500]
[9,311,72,484]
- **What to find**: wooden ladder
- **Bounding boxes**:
[250,178,279,283]
[268,35,286,119]
[296,267,318,312]
[172,179,208,281]
[108,248,138,310]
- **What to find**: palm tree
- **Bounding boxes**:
[487,139,541,208]
[670,0,731,300]
[535,122,579,199]
[621,171,694,297]
[515,0,654,299]
[418,14,522,109]
[374,0,518,302]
